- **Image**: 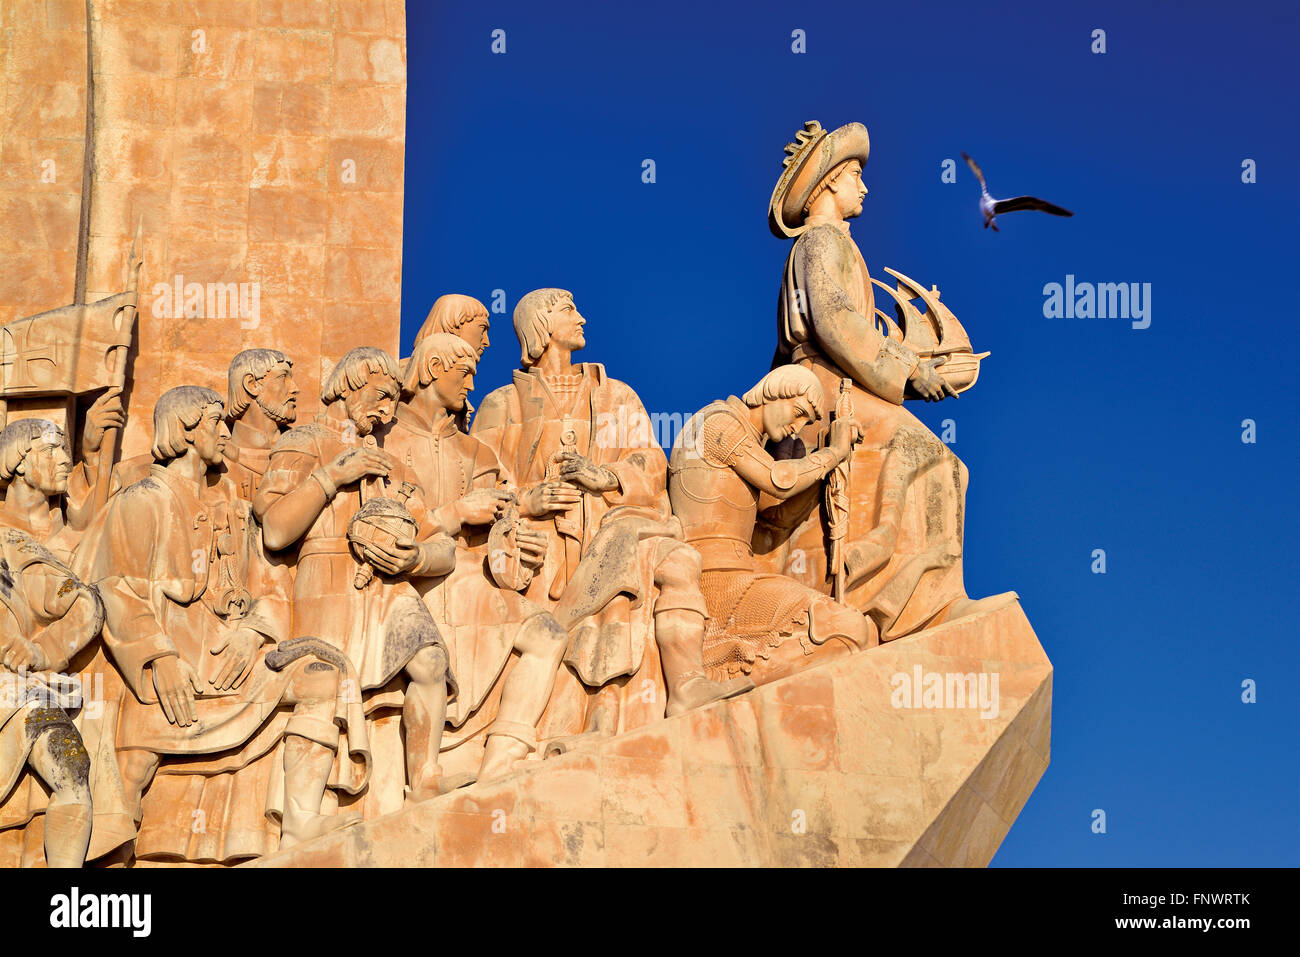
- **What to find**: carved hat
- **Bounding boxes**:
[768,120,870,238]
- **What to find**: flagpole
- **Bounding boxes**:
[73,0,95,306]
[91,221,141,513]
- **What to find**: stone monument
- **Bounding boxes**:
[0,3,1050,868]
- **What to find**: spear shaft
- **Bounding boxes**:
[827,378,853,603]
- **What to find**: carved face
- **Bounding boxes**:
[546,297,586,352]
[191,403,231,466]
[344,370,400,435]
[832,160,867,219]
[760,397,816,444]
[459,312,491,358]
[256,360,299,426]
[431,358,475,413]
[20,431,72,496]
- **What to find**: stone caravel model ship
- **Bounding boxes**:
[0,109,1050,866]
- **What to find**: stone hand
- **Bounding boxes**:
[513,524,548,570]
[326,447,394,487]
[908,357,958,402]
[209,626,262,691]
[362,535,422,576]
[1,637,48,674]
[82,386,126,457]
[457,488,515,526]
[152,655,202,727]
[555,450,618,493]
[520,481,583,517]
[829,416,863,459]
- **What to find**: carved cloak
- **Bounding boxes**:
[72,465,369,862]
[0,528,102,865]
[768,222,971,640]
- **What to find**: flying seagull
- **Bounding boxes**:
[961,151,1073,231]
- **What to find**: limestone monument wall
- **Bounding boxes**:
[0,0,87,319]
[0,0,407,457]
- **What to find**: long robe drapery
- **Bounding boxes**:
[471,364,682,736]
[73,466,369,862]
[768,221,970,640]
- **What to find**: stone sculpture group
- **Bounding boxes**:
[0,121,1009,866]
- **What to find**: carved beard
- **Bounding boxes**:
[256,392,297,427]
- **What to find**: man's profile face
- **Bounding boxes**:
[344,370,399,435]
[192,404,231,466]
[23,431,72,496]
[760,397,815,444]
[546,297,586,352]
[460,313,490,358]
[256,361,299,426]
[431,359,475,413]
[833,161,867,219]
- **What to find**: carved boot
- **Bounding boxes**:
[407,764,476,803]
[279,735,359,849]
[43,801,92,868]
[402,661,451,804]
[478,722,537,783]
[656,609,753,717]
[925,591,1020,630]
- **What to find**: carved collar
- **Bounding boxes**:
[393,403,459,439]
[149,462,206,518]
[516,362,607,396]
[804,215,853,236]
[225,442,271,477]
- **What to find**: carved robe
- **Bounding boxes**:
[385,405,548,750]
[73,466,369,863]
[770,220,970,640]
[472,365,705,735]
[256,413,452,817]
[0,499,80,565]
[222,441,273,505]
[0,528,103,867]
[145,432,285,862]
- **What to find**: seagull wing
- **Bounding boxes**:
[993,195,1074,217]
[960,151,987,190]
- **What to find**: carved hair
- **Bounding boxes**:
[415,294,489,346]
[513,288,573,368]
[152,386,224,461]
[227,348,292,418]
[321,347,400,404]
[803,159,857,216]
[0,418,64,486]
[402,333,478,397]
[741,366,825,419]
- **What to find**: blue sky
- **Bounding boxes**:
[401,0,1299,865]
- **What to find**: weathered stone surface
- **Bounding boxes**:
[0,0,407,458]
[0,0,88,321]
[252,599,1051,867]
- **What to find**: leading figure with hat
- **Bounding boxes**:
[764,120,1015,643]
